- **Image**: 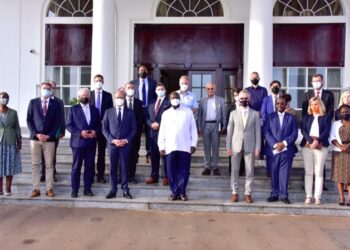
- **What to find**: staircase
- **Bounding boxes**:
[1,128,349,217]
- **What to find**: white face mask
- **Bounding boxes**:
[95,81,103,90]
[312,81,322,90]
[126,89,135,97]
[0,98,8,106]
[180,83,188,92]
[156,90,166,98]
[171,98,180,107]
[114,98,124,107]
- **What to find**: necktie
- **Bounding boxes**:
[242,110,247,129]
[316,91,320,98]
[84,106,91,125]
[42,100,47,116]
[96,92,101,113]
[142,79,146,106]
[117,108,121,125]
[155,98,161,116]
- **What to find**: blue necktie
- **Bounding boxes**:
[142,79,146,106]
[96,92,101,113]
[117,108,121,125]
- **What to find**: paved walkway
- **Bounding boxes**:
[0,205,349,250]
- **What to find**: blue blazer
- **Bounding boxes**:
[264,112,298,157]
[146,97,171,138]
[102,107,137,148]
[26,97,61,141]
[300,114,332,147]
[260,95,277,124]
[132,78,157,105]
[66,104,101,148]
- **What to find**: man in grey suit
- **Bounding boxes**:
[198,83,227,176]
[226,89,261,203]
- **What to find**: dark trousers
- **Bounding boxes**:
[41,140,59,176]
[150,135,167,180]
[96,132,107,178]
[109,145,131,193]
[270,153,293,199]
[166,151,191,196]
[71,147,96,192]
[142,108,151,156]
[129,132,141,179]
[266,155,273,175]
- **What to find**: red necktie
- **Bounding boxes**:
[155,98,161,116]
[42,100,47,116]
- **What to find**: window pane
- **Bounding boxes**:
[327,68,341,88]
[224,74,235,89]
[289,68,306,88]
[62,86,78,106]
[307,68,326,88]
[287,89,306,109]
[192,88,202,100]
[192,75,201,88]
[45,66,61,83]
[202,74,212,86]
[273,68,287,87]
[81,67,91,85]
[62,67,78,86]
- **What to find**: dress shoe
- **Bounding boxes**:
[169,193,178,201]
[40,175,45,182]
[180,194,188,201]
[202,168,211,176]
[46,189,55,197]
[145,176,158,184]
[213,169,221,176]
[105,191,117,199]
[97,176,107,184]
[315,199,322,205]
[84,190,94,197]
[4,192,11,196]
[245,195,253,203]
[162,177,169,186]
[231,193,238,202]
[339,196,345,206]
[123,191,133,199]
[129,177,138,184]
[280,198,291,204]
[267,196,279,202]
[30,189,41,198]
[71,191,78,198]
[304,197,312,204]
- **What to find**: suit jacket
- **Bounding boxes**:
[300,114,332,147]
[146,97,171,138]
[263,112,298,157]
[124,97,143,135]
[197,95,227,132]
[260,95,278,124]
[132,78,157,106]
[0,108,21,145]
[301,89,334,119]
[66,104,101,148]
[52,96,66,137]
[90,90,113,121]
[226,108,261,153]
[26,97,61,141]
[102,107,137,148]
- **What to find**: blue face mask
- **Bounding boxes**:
[41,89,51,98]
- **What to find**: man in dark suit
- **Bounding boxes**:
[124,82,143,184]
[27,82,62,198]
[66,88,100,198]
[89,74,113,183]
[102,89,137,199]
[132,65,157,163]
[264,97,298,204]
[145,83,171,185]
[41,80,65,182]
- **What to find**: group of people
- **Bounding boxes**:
[0,67,350,206]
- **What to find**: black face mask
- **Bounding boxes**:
[271,87,280,94]
[240,100,249,107]
[340,114,350,121]
[138,72,147,79]
[80,98,89,104]
[251,79,259,85]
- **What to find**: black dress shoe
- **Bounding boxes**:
[40,175,45,182]
[84,190,94,197]
[123,191,133,199]
[97,176,107,184]
[129,177,138,184]
[105,191,116,199]
[180,194,188,201]
[71,191,78,198]
[168,193,178,201]
[280,198,291,204]
[213,169,221,176]
[267,196,279,202]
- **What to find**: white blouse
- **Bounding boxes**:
[309,115,320,138]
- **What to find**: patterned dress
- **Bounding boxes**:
[0,112,22,176]
[331,125,350,183]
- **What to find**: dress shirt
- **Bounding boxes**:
[272,95,277,112]
[314,89,323,98]
[158,106,198,154]
[176,90,199,109]
[278,111,284,127]
[239,106,249,128]
[138,78,149,106]
[245,85,268,112]
[80,103,91,125]
[41,98,50,116]
[115,106,124,121]
[154,96,165,112]
[309,114,320,138]
[95,89,103,105]
[206,96,217,121]
[126,97,134,110]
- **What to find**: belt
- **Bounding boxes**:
[206,121,216,123]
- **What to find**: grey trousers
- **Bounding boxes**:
[203,123,220,169]
[231,151,255,195]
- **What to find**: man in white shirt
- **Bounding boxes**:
[176,75,199,113]
[158,92,198,201]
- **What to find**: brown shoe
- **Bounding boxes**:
[231,193,238,202]
[145,177,158,184]
[46,189,55,197]
[245,195,253,203]
[213,168,221,176]
[202,168,211,176]
[30,189,41,198]
[162,177,169,186]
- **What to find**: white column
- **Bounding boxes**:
[246,0,274,88]
[91,0,116,93]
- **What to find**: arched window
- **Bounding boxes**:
[273,0,343,16]
[156,0,224,17]
[47,0,93,17]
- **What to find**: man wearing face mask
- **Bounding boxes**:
[158,92,198,201]
[124,82,143,184]
[66,88,100,198]
[132,65,157,163]
[245,72,268,112]
[176,75,199,113]
[90,74,113,184]
[102,89,137,199]
[145,83,171,185]
[226,90,261,203]
[27,82,62,198]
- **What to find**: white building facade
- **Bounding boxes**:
[0,0,349,125]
